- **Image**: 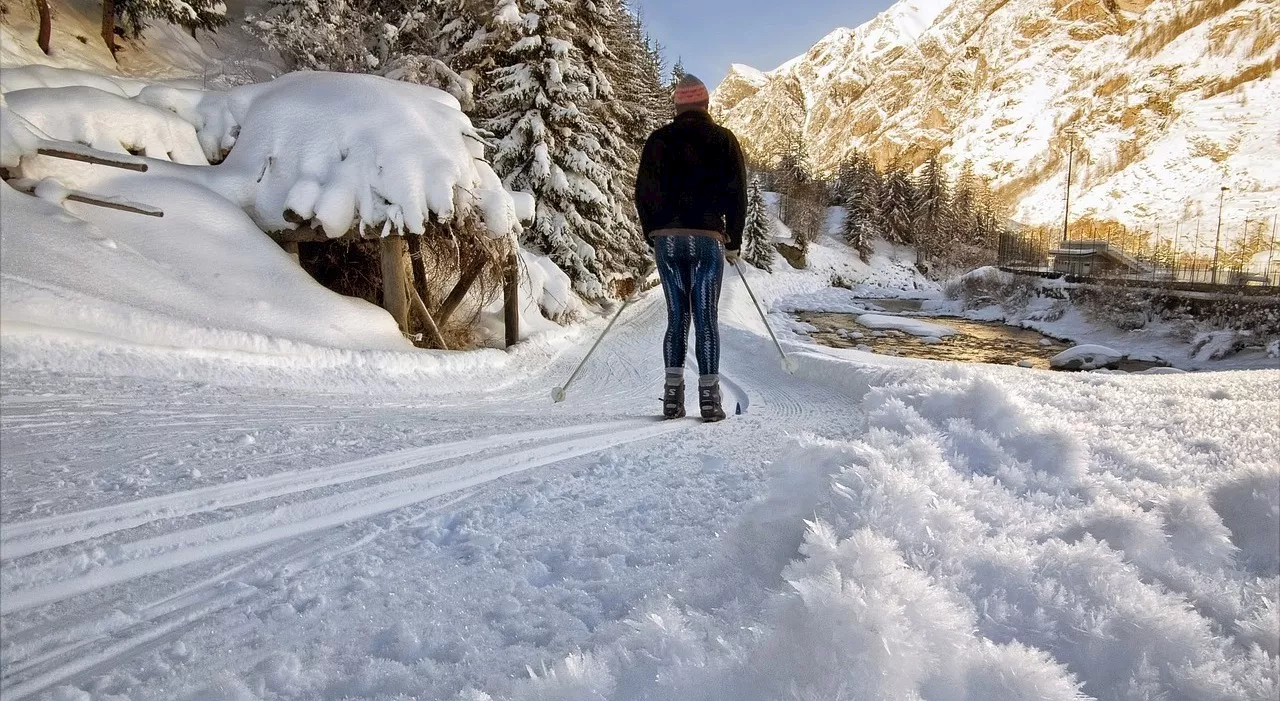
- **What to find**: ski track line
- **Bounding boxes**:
[1,420,686,615]
[0,419,641,560]
[2,495,476,701]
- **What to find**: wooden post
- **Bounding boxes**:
[380,235,409,332]
[407,283,449,351]
[36,0,52,55]
[503,251,520,348]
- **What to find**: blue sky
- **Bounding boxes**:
[632,0,893,89]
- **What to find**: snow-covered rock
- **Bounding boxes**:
[1050,343,1123,370]
[856,313,957,337]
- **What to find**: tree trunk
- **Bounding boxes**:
[503,252,520,348]
[36,0,52,55]
[101,0,117,57]
[380,236,410,332]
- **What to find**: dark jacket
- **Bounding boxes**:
[635,110,748,252]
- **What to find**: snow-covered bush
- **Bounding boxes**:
[943,266,1039,313]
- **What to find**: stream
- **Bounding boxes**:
[796,300,1167,372]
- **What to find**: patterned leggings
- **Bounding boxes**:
[654,235,724,376]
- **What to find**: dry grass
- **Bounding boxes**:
[1129,0,1247,59]
[1094,74,1130,97]
[1187,135,1235,162]
[1201,56,1278,99]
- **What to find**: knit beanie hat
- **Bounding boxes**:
[673,74,710,113]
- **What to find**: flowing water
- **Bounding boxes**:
[796,302,1167,372]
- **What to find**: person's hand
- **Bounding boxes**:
[725,250,740,265]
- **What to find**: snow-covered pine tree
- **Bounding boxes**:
[952,161,979,245]
[881,165,918,246]
[115,0,226,38]
[473,0,646,299]
[914,155,954,264]
[248,0,380,71]
[742,175,774,271]
[840,153,878,262]
[670,58,687,86]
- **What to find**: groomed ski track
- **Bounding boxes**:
[0,290,859,699]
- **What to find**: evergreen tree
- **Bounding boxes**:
[473,0,646,299]
[914,155,954,263]
[670,58,687,86]
[881,166,918,246]
[952,161,979,245]
[840,153,879,262]
[115,0,226,38]
[743,176,774,271]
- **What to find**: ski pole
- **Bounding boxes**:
[552,296,636,403]
[734,261,796,374]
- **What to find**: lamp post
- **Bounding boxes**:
[1212,186,1228,285]
[1061,131,1078,243]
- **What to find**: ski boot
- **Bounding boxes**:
[663,382,686,419]
[699,379,727,423]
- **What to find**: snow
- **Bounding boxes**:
[1050,344,1125,370]
[5,85,210,164]
[856,313,958,337]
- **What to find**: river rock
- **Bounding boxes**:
[919,336,944,345]
[1050,344,1123,371]
[1018,359,1036,368]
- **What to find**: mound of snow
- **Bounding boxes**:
[856,313,957,337]
[0,178,409,353]
[1050,344,1123,371]
[5,86,208,164]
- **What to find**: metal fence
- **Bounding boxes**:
[998,230,1280,294]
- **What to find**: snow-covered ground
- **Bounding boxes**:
[3,230,1278,700]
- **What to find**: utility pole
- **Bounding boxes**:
[1171,220,1181,278]
[1061,131,1077,243]
[1267,213,1277,286]
[1212,186,1227,285]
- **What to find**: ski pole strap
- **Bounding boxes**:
[735,262,788,362]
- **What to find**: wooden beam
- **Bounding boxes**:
[267,226,333,244]
[407,281,449,351]
[434,255,488,329]
[504,251,520,348]
[6,178,163,217]
[380,236,410,332]
[36,146,148,171]
[405,235,432,310]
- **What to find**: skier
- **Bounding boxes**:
[635,74,748,422]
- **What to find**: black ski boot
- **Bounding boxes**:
[663,382,686,419]
[699,380,726,423]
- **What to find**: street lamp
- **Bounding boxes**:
[1061,131,1078,243]
[1212,186,1228,285]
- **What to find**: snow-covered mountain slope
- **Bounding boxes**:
[713,0,1280,238]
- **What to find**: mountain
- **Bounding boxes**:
[712,0,1280,239]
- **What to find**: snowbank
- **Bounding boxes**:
[856,313,957,337]
[0,179,410,353]
[477,361,1280,701]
